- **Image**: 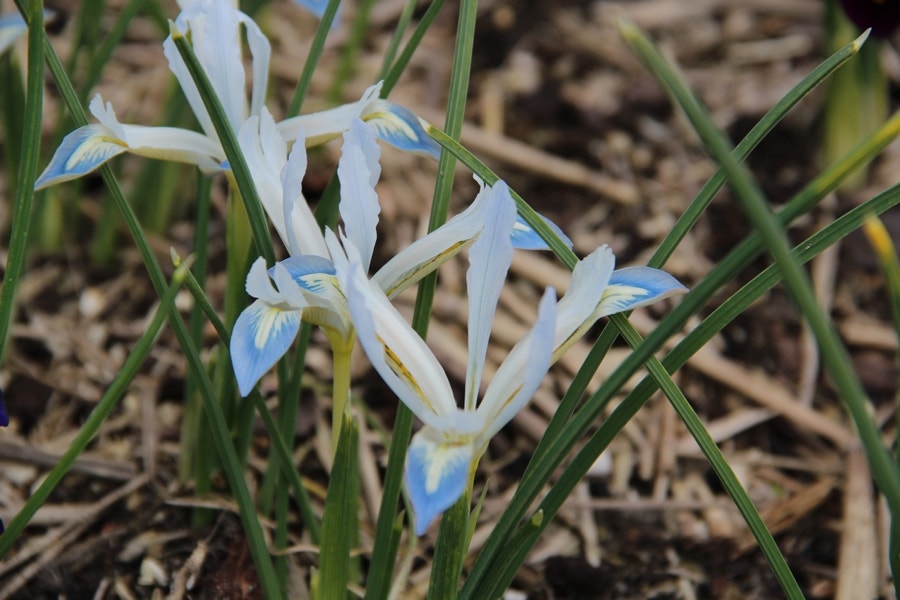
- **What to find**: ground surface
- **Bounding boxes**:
[0,0,898,598]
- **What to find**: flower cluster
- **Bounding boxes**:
[36,0,687,536]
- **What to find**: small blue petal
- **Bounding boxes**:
[274,255,336,291]
[600,266,687,315]
[292,0,341,25]
[510,214,574,251]
[363,103,441,159]
[405,433,473,536]
[231,300,302,397]
[34,125,127,190]
[0,389,8,427]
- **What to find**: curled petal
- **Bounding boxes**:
[597,266,688,317]
[360,101,441,159]
[338,119,382,271]
[231,299,302,396]
[405,427,474,536]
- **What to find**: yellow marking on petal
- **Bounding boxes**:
[424,441,469,493]
[65,135,128,171]
[363,111,418,141]
[383,240,469,297]
[254,306,291,349]
[381,336,439,414]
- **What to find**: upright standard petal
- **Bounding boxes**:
[338,119,382,272]
[281,138,329,258]
[463,180,516,410]
[167,0,252,136]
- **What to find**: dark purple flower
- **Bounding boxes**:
[840,0,900,37]
[0,389,8,427]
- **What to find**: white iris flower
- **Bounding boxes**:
[333,188,687,535]
[34,0,438,190]
[230,112,571,397]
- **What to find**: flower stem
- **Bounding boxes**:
[331,347,353,453]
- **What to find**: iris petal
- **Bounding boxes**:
[34,125,128,190]
[598,266,688,317]
[231,299,302,396]
[510,213,574,250]
[405,428,474,536]
[464,180,516,410]
[361,101,441,159]
[338,119,382,271]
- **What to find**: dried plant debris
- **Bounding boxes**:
[0,0,896,597]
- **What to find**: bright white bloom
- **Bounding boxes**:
[34,0,438,190]
[230,112,569,396]
[334,189,687,535]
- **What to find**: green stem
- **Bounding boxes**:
[427,488,471,600]
[286,0,342,117]
[0,1,42,365]
[41,33,282,597]
[331,347,353,453]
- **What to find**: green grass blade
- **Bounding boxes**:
[0,1,43,365]
[532,26,869,472]
[41,33,282,597]
[377,0,418,81]
[318,413,360,598]
[463,33,900,600]
[169,27,275,265]
[329,0,375,102]
[286,0,341,117]
[0,260,190,557]
[418,0,480,588]
[380,0,448,97]
[172,251,322,542]
[474,181,900,598]
[620,16,900,519]
[0,52,27,190]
